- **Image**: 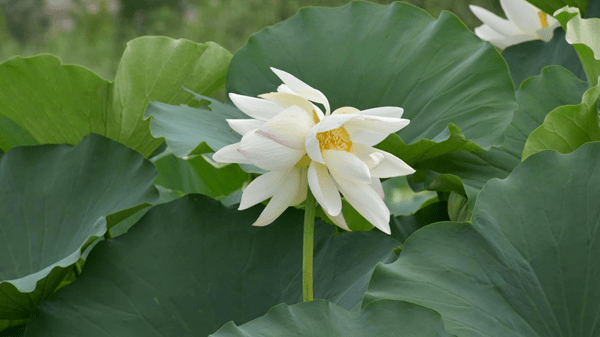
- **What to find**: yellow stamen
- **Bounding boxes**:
[538,11,549,29]
[295,155,312,167]
[316,126,353,152]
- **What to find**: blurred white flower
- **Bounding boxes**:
[469,0,560,50]
[214,68,414,233]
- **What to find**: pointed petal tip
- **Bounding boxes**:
[325,211,351,231]
[380,224,391,235]
[213,143,251,164]
[251,220,271,227]
[324,207,342,218]
[270,67,287,78]
[403,166,416,175]
[228,92,246,102]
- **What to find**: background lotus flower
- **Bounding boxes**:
[469,0,560,50]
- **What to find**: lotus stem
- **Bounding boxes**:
[303,189,316,302]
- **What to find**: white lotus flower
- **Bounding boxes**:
[214,68,414,234]
[469,0,560,50]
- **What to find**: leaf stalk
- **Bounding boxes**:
[303,189,316,302]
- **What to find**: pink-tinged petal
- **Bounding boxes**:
[344,115,410,146]
[500,0,542,34]
[353,144,415,178]
[252,168,301,227]
[229,93,284,121]
[238,131,304,171]
[238,170,288,210]
[227,119,265,136]
[359,106,404,118]
[213,143,252,164]
[324,150,371,184]
[306,124,325,164]
[258,92,315,118]
[324,211,350,231]
[470,5,523,36]
[308,162,342,216]
[333,175,391,234]
[290,167,308,206]
[370,177,385,199]
[270,67,331,115]
[257,105,313,150]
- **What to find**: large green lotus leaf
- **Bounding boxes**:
[0,56,111,145]
[376,124,484,167]
[418,66,588,202]
[364,141,600,337]
[389,200,450,243]
[503,29,585,87]
[525,0,587,16]
[152,152,249,200]
[0,134,159,321]
[211,300,453,337]
[555,7,600,86]
[587,0,600,17]
[522,79,600,159]
[0,117,37,152]
[23,195,401,336]
[148,2,516,166]
[145,97,245,158]
[110,37,231,156]
[0,37,231,157]
[228,1,515,153]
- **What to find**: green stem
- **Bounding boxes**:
[303,189,316,302]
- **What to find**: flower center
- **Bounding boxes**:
[538,11,549,29]
[316,126,353,152]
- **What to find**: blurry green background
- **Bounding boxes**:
[0,0,502,80]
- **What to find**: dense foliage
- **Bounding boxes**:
[1,0,599,336]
